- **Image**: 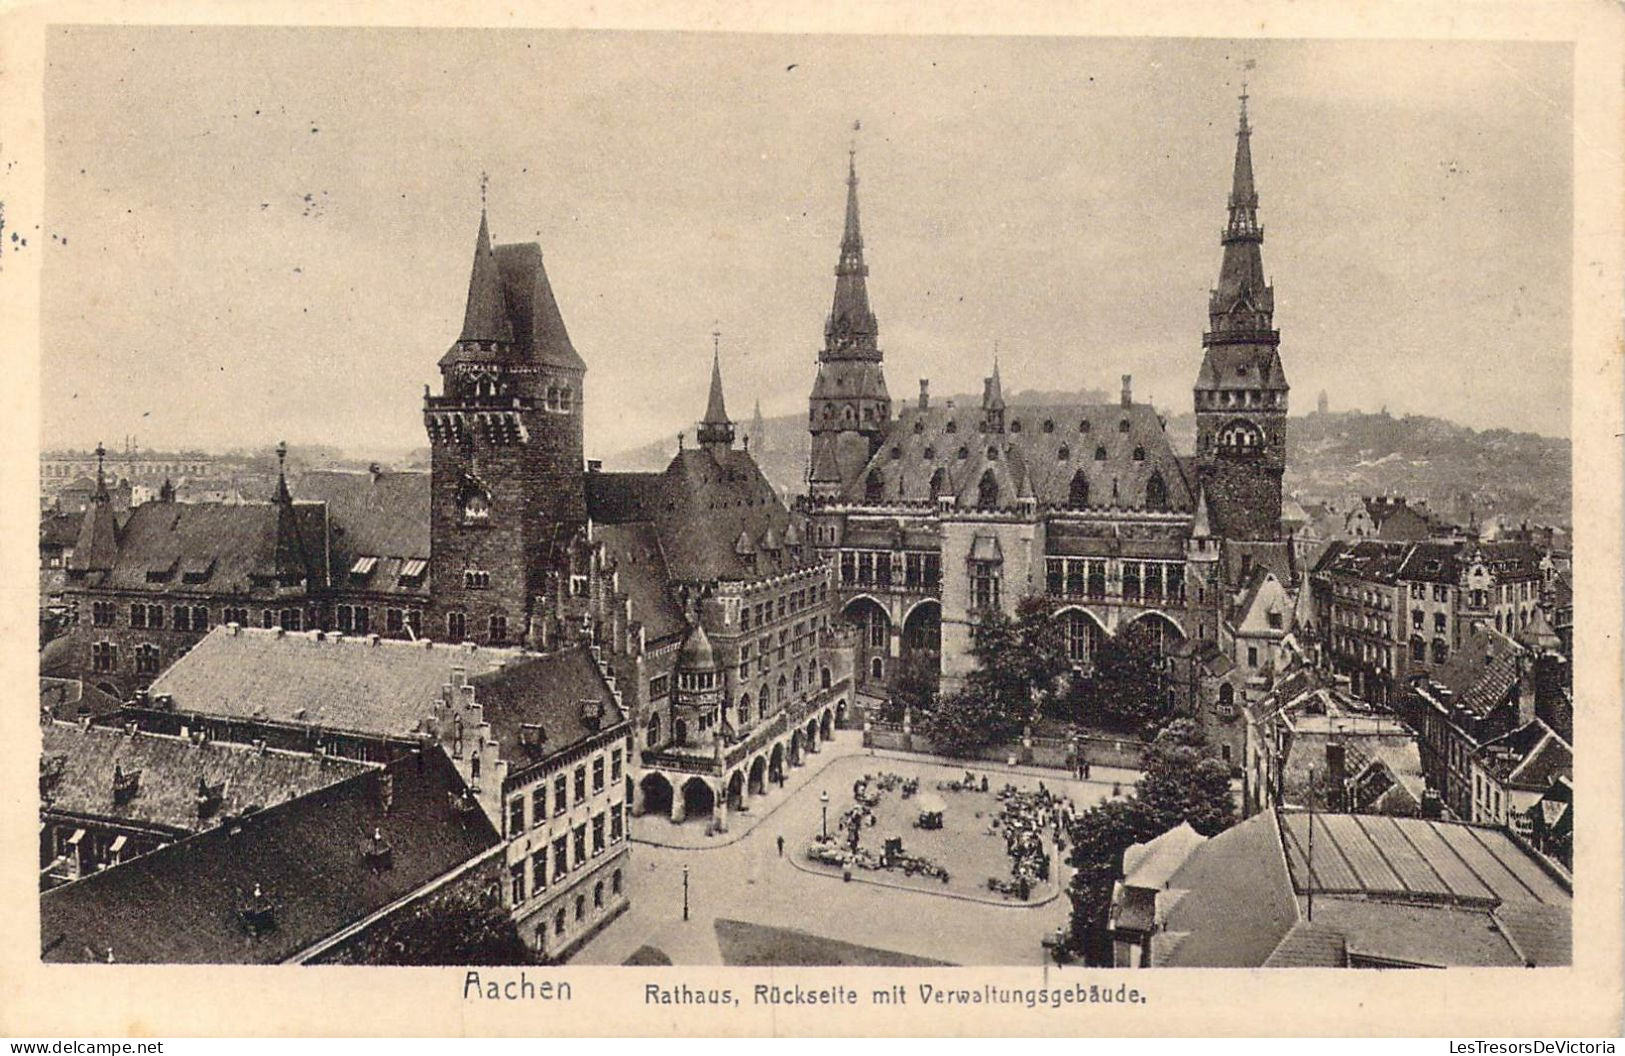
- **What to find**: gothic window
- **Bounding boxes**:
[1080,419,1091,433]
[1133,446,1146,461]
[459,475,492,523]
[1094,446,1107,461]
[913,420,924,433]
[1064,610,1101,664]
[823,403,834,419]
[1010,420,1022,433]
[945,420,958,434]
[1058,445,1070,461]
[1145,471,1168,511]
[92,641,117,672]
[1043,419,1055,433]
[928,468,946,500]
[865,473,884,503]
[557,387,573,412]
[489,613,508,644]
[987,446,999,461]
[977,469,999,508]
[924,446,935,460]
[1069,470,1090,508]
[1118,419,1130,433]
[447,612,466,641]
[135,644,161,675]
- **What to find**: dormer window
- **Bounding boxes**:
[913,420,924,434]
[1133,446,1146,461]
[1043,419,1055,433]
[890,447,901,460]
[987,447,999,461]
[957,446,968,460]
[924,446,936,460]
[1094,446,1107,461]
[1118,419,1130,433]
[945,420,958,434]
[1010,420,1022,433]
[1058,445,1070,461]
[1080,420,1091,433]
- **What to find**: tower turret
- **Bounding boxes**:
[808,134,891,499]
[697,330,736,453]
[1193,87,1289,541]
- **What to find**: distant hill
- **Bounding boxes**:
[607,400,1571,527]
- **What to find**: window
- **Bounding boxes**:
[173,606,190,632]
[969,561,1001,612]
[592,756,605,793]
[192,606,209,631]
[531,847,547,892]
[531,784,546,825]
[1432,639,1449,664]
[405,609,422,637]
[1094,446,1107,461]
[575,894,586,921]
[977,469,999,508]
[1247,645,1259,668]
[1144,472,1168,511]
[135,644,161,675]
[612,869,623,895]
[447,611,466,641]
[463,569,490,590]
[611,748,623,782]
[554,910,566,936]
[1118,419,1130,433]
[510,862,526,905]
[223,606,250,627]
[646,711,661,747]
[1411,636,1426,662]
[508,797,525,837]
[553,835,568,880]
[553,774,568,815]
[1413,610,1424,630]
[592,813,606,855]
[489,614,508,644]
[1133,446,1146,461]
[573,824,587,866]
[92,641,117,672]
[594,881,604,909]
[131,604,147,629]
[574,766,587,804]
[92,602,116,627]
[610,804,624,842]
[1434,612,1447,633]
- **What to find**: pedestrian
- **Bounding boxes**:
[777,834,784,857]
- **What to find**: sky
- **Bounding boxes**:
[40,29,1572,456]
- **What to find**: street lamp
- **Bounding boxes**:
[819,790,830,841]
[682,863,689,922]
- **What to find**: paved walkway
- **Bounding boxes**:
[576,733,1139,966]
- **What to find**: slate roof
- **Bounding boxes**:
[41,512,81,550]
[40,677,124,721]
[1121,822,1207,892]
[1395,542,1459,584]
[588,446,810,583]
[40,748,499,964]
[1426,625,1525,717]
[846,401,1192,512]
[1477,720,1571,789]
[1260,921,1347,967]
[1152,812,1302,968]
[466,647,627,770]
[39,720,372,835]
[294,470,429,561]
[148,626,528,740]
[66,499,326,593]
[595,522,684,645]
[1312,539,1407,584]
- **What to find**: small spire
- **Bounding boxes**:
[93,442,108,500]
[274,440,292,503]
[699,327,735,450]
[458,203,513,345]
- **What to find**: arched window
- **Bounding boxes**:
[928,468,946,499]
[865,473,884,503]
[1410,636,1426,662]
[1218,683,1235,713]
[1145,471,1168,511]
[1080,419,1092,433]
[1010,419,1022,433]
[1069,470,1090,508]
[646,711,661,747]
[1094,446,1107,461]
[1043,419,1055,433]
[945,419,958,434]
[1133,446,1146,461]
[957,446,968,460]
[924,445,936,460]
[987,446,999,461]
[821,667,832,690]
[1432,638,1449,664]
[1118,419,1130,433]
[737,695,751,727]
[792,667,803,692]
[977,469,999,508]
[913,420,924,433]
[871,656,883,679]
[1058,445,1070,461]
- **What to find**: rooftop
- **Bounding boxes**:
[41,747,499,964]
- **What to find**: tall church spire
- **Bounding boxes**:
[70,442,119,573]
[698,328,735,452]
[1207,87,1275,342]
[825,137,879,360]
[459,202,514,345]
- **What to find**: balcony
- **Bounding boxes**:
[423,394,538,411]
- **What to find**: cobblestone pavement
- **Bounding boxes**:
[574,731,1134,966]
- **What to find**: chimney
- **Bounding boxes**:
[1325,742,1347,811]
[368,462,382,482]
[918,379,930,411]
[587,459,603,474]
[1121,374,1133,408]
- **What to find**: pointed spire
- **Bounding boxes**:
[273,440,292,504]
[458,202,514,345]
[824,128,879,360]
[70,442,118,573]
[92,442,109,502]
[698,329,736,451]
[987,352,1005,410]
[1206,83,1276,345]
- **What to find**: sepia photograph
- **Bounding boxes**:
[7,3,1623,1039]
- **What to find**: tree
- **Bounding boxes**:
[888,651,939,721]
[920,689,1020,759]
[1063,620,1174,735]
[1063,719,1237,961]
[1136,720,1237,836]
[1064,797,1156,965]
[967,596,1072,720]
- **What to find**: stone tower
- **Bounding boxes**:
[1193,90,1289,541]
[423,206,587,645]
[808,146,891,500]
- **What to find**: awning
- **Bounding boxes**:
[67,829,84,846]
[350,556,378,576]
[399,559,427,579]
[109,835,127,855]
